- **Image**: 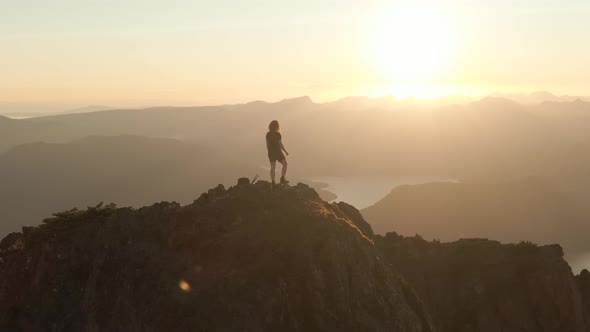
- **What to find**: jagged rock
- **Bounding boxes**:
[579,269,590,290]
[21,226,34,236]
[0,180,589,332]
[208,184,226,197]
[376,233,590,332]
[0,232,23,252]
[333,202,374,238]
[0,181,431,332]
[237,177,250,185]
[293,182,320,199]
[579,269,590,324]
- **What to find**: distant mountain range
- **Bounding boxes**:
[0,105,117,119]
[0,136,255,236]
[361,178,590,271]
[491,91,590,104]
[2,91,590,117]
[2,95,590,181]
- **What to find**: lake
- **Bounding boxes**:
[309,175,457,209]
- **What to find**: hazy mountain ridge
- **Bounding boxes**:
[0,105,117,119]
[492,91,590,104]
[1,181,588,331]
[2,96,590,183]
[0,135,256,237]
[361,179,590,271]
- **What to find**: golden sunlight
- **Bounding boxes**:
[369,7,456,84]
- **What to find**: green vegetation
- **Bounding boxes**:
[43,202,117,223]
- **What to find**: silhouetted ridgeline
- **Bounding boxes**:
[361,179,590,265]
[1,180,589,331]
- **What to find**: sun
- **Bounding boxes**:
[369,7,456,84]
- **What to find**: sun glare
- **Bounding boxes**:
[369,7,456,88]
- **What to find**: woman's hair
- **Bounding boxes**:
[268,120,280,132]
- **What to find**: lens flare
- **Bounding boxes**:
[179,279,191,292]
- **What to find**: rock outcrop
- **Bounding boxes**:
[0,181,431,332]
[376,233,590,332]
[0,180,589,331]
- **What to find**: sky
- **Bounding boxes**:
[1,0,589,112]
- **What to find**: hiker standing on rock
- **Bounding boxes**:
[266,120,289,185]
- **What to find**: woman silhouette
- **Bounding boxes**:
[266,120,289,185]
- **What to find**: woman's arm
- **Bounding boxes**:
[280,140,289,155]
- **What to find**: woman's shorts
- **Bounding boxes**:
[268,151,286,163]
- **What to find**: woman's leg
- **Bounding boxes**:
[270,161,277,183]
[279,159,288,178]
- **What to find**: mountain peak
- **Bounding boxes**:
[475,96,521,107]
[192,179,374,238]
[530,90,558,99]
[1,179,589,331]
[275,96,314,107]
[0,179,424,331]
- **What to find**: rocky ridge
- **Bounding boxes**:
[0,179,588,331]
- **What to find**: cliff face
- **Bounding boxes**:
[0,181,430,332]
[0,180,589,332]
[376,233,590,332]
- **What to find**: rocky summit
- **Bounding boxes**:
[0,179,589,332]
